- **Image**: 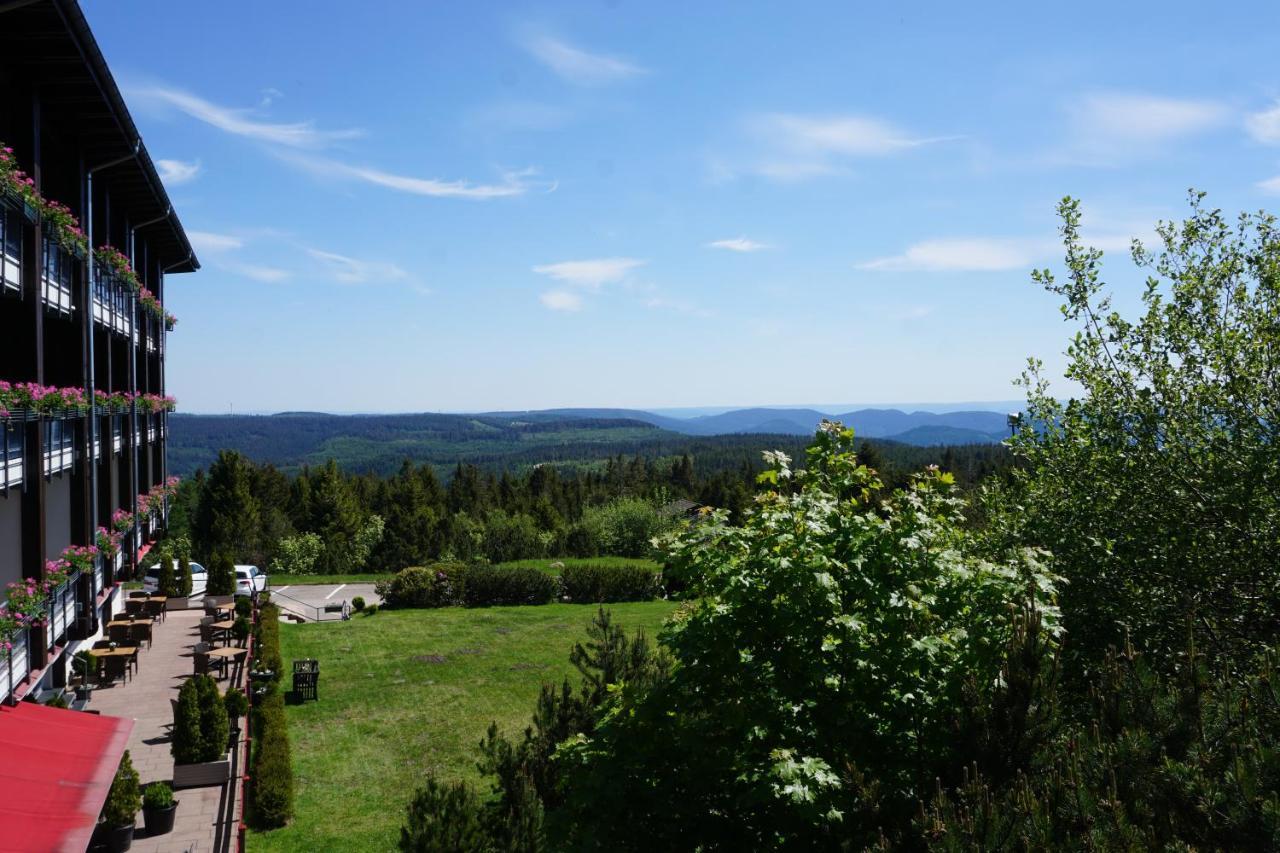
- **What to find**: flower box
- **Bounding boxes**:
[172,754,231,789]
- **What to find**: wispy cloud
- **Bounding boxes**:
[156,158,201,185]
[725,113,956,182]
[1056,93,1229,165]
[706,237,772,253]
[1259,175,1280,194]
[539,289,584,311]
[532,257,645,290]
[306,248,408,284]
[644,295,714,318]
[223,262,292,284]
[128,85,362,148]
[187,230,244,253]
[859,238,1036,272]
[522,33,647,86]
[1247,101,1280,146]
[279,152,550,200]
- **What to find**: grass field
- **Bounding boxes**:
[248,600,678,852]
[269,557,660,587]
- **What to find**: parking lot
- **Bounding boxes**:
[269,582,381,621]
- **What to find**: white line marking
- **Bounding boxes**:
[276,586,291,593]
[325,584,346,600]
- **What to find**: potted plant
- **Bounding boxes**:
[100,750,140,851]
[141,782,178,836]
[171,674,231,788]
[72,649,96,702]
[224,687,248,742]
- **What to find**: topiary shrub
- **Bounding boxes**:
[195,674,228,761]
[224,687,248,723]
[171,677,206,764]
[102,750,141,828]
[561,563,663,603]
[235,596,252,619]
[206,553,235,597]
[376,564,466,609]
[364,603,379,616]
[255,603,283,683]
[461,565,557,607]
[351,596,365,612]
[252,688,294,828]
[179,553,193,597]
[156,551,178,598]
[231,616,250,645]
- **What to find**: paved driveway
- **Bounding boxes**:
[269,582,381,621]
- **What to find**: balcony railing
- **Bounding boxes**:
[1,423,22,491]
[45,575,78,646]
[42,419,74,476]
[1,203,21,295]
[94,553,104,597]
[41,241,74,315]
[1,627,30,702]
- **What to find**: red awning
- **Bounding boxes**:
[0,702,134,852]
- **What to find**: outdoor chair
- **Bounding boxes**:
[92,640,112,649]
[193,648,210,675]
[129,621,152,649]
[127,646,140,675]
[103,655,129,684]
[144,599,165,621]
[125,598,145,616]
[128,590,148,598]
[108,623,131,644]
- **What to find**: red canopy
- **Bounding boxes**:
[0,701,134,852]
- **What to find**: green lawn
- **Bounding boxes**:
[248,601,678,852]
[270,573,393,586]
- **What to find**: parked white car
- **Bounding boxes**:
[234,565,268,597]
[143,560,207,595]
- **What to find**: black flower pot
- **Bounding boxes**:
[142,802,177,836]
[105,822,134,852]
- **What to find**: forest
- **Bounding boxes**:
[169,433,1012,575]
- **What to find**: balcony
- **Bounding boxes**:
[44,574,78,646]
[41,418,74,476]
[41,240,74,315]
[1,626,30,702]
[92,264,133,337]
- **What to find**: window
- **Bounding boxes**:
[42,418,74,476]
[1,422,23,490]
[0,205,21,294]
[41,240,74,314]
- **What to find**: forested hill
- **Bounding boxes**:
[167,411,1011,483]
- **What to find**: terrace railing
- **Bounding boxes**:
[92,264,132,337]
[2,628,30,704]
[45,574,78,646]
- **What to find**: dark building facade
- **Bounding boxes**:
[0,0,198,703]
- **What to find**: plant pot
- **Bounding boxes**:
[104,822,135,852]
[142,802,177,836]
[165,596,189,611]
[172,757,230,789]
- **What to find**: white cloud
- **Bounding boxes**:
[1068,93,1228,145]
[644,296,713,318]
[707,237,772,253]
[156,158,201,185]
[340,163,539,200]
[859,238,1037,272]
[307,248,408,284]
[224,261,291,283]
[129,85,362,148]
[187,230,243,253]
[539,289,584,311]
[532,257,645,290]
[1246,101,1280,145]
[1259,175,1280,194]
[523,34,646,86]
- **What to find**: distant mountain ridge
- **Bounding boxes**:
[488,406,1012,444]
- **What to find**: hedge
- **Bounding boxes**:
[461,565,557,607]
[375,563,465,609]
[250,600,293,828]
[560,563,663,603]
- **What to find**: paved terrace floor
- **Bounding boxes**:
[88,608,243,853]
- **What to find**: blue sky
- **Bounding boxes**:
[87,1,1280,414]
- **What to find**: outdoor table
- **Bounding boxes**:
[208,646,247,678]
[89,645,138,658]
[210,619,236,645]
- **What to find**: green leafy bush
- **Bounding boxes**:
[376,564,465,609]
[156,552,178,598]
[224,687,248,722]
[579,498,670,559]
[206,553,235,597]
[195,674,228,761]
[351,595,366,611]
[170,677,206,764]
[462,565,557,607]
[232,616,250,644]
[252,688,294,828]
[142,781,174,811]
[179,553,193,597]
[399,778,493,852]
[364,603,379,616]
[560,563,662,603]
[102,750,141,828]
[270,532,324,576]
[255,603,283,681]
[235,596,252,619]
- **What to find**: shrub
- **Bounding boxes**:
[224,687,248,722]
[351,595,366,612]
[252,688,294,828]
[462,565,557,607]
[234,596,252,619]
[270,532,324,576]
[580,498,670,559]
[156,553,178,598]
[364,603,379,616]
[207,553,235,597]
[44,694,69,709]
[179,553,193,597]
[195,674,229,760]
[399,778,492,852]
[255,603,283,682]
[102,750,141,828]
[561,563,662,603]
[231,616,250,644]
[142,781,174,811]
[171,677,205,764]
[376,564,466,609]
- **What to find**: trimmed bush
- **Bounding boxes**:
[102,750,141,828]
[143,781,174,810]
[364,603,379,616]
[179,553,193,597]
[351,596,366,612]
[561,563,662,603]
[255,603,283,682]
[235,596,252,619]
[171,677,206,764]
[232,616,250,644]
[157,552,178,598]
[207,553,235,597]
[195,674,228,761]
[252,688,294,828]
[462,565,557,607]
[376,564,466,609]
[224,687,248,722]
